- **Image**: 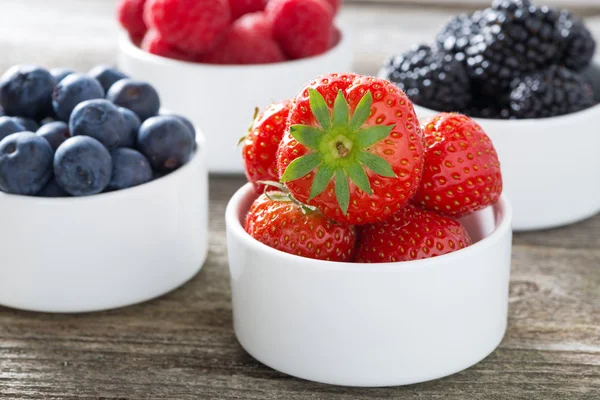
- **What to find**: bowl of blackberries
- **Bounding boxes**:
[0,64,208,313]
[380,0,600,231]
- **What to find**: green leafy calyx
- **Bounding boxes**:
[281,89,396,215]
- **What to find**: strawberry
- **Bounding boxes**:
[141,30,194,61]
[117,0,148,41]
[412,113,502,218]
[243,100,292,192]
[355,204,472,263]
[266,0,334,59]
[229,0,267,20]
[245,191,356,261]
[277,73,425,225]
[201,12,285,64]
[144,0,231,55]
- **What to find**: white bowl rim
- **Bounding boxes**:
[0,134,206,204]
[118,22,351,70]
[226,182,513,272]
[411,57,600,123]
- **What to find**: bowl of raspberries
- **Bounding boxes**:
[225,73,512,386]
[0,64,208,313]
[117,0,352,174]
[379,0,600,231]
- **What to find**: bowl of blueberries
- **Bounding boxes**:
[379,0,600,231]
[0,64,208,313]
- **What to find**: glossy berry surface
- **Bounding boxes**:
[14,117,39,132]
[144,0,231,55]
[159,110,195,139]
[141,30,193,61]
[88,65,128,93]
[54,136,112,196]
[0,65,56,120]
[202,12,285,64]
[277,73,425,225]
[267,0,334,59]
[69,99,128,150]
[0,117,26,142]
[355,204,472,263]
[117,0,148,40]
[106,79,160,121]
[413,113,502,218]
[117,106,141,147]
[557,10,596,71]
[52,73,105,121]
[0,132,54,195]
[36,121,70,151]
[245,193,356,261]
[50,68,74,83]
[137,116,194,172]
[243,100,291,192]
[228,0,266,20]
[108,148,153,190]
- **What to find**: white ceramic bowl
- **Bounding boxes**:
[413,103,600,231]
[225,183,512,387]
[118,24,353,174]
[0,134,208,313]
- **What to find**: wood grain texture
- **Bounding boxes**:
[0,1,599,398]
[1,177,599,399]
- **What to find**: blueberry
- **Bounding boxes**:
[0,65,56,120]
[0,116,26,141]
[88,65,128,93]
[52,73,105,121]
[159,110,195,139]
[69,99,127,150]
[117,106,141,148]
[13,117,39,132]
[37,121,70,151]
[137,116,194,172]
[0,105,4,116]
[106,79,160,121]
[50,67,75,83]
[0,132,53,195]
[54,136,112,196]
[37,178,69,197]
[108,148,153,190]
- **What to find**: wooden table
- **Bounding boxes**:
[1,1,599,398]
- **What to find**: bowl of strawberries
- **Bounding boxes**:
[226,73,512,386]
[378,0,600,230]
[116,0,352,174]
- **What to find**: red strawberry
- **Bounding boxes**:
[355,204,472,263]
[243,100,292,192]
[266,0,334,59]
[229,0,267,20]
[141,30,194,61]
[201,12,285,64]
[117,0,148,40]
[144,0,231,55]
[412,113,502,218]
[277,73,425,225]
[245,192,356,261]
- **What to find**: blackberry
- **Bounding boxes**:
[581,63,600,102]
[557,10,596,71]
[379,45,472,112]
[492,0,531,12]
[509,66,595,118]
[465,5,561,95]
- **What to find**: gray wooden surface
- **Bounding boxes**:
[0,1,599,399]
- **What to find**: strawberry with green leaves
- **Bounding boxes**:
[277,74,425,225]
[412,113,502,218]
[242,100,292,193]
[355,204,472,263]
[244,186,356,261]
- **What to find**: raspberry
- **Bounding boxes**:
[201,12,284,64]
[228,0,266,20]
[117,0,148,40]
[141,30,193,61]
[266,0,334,59]
[323,0,341,14]
[144,0,231,55]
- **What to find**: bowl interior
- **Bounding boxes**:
[228,183,511,268]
